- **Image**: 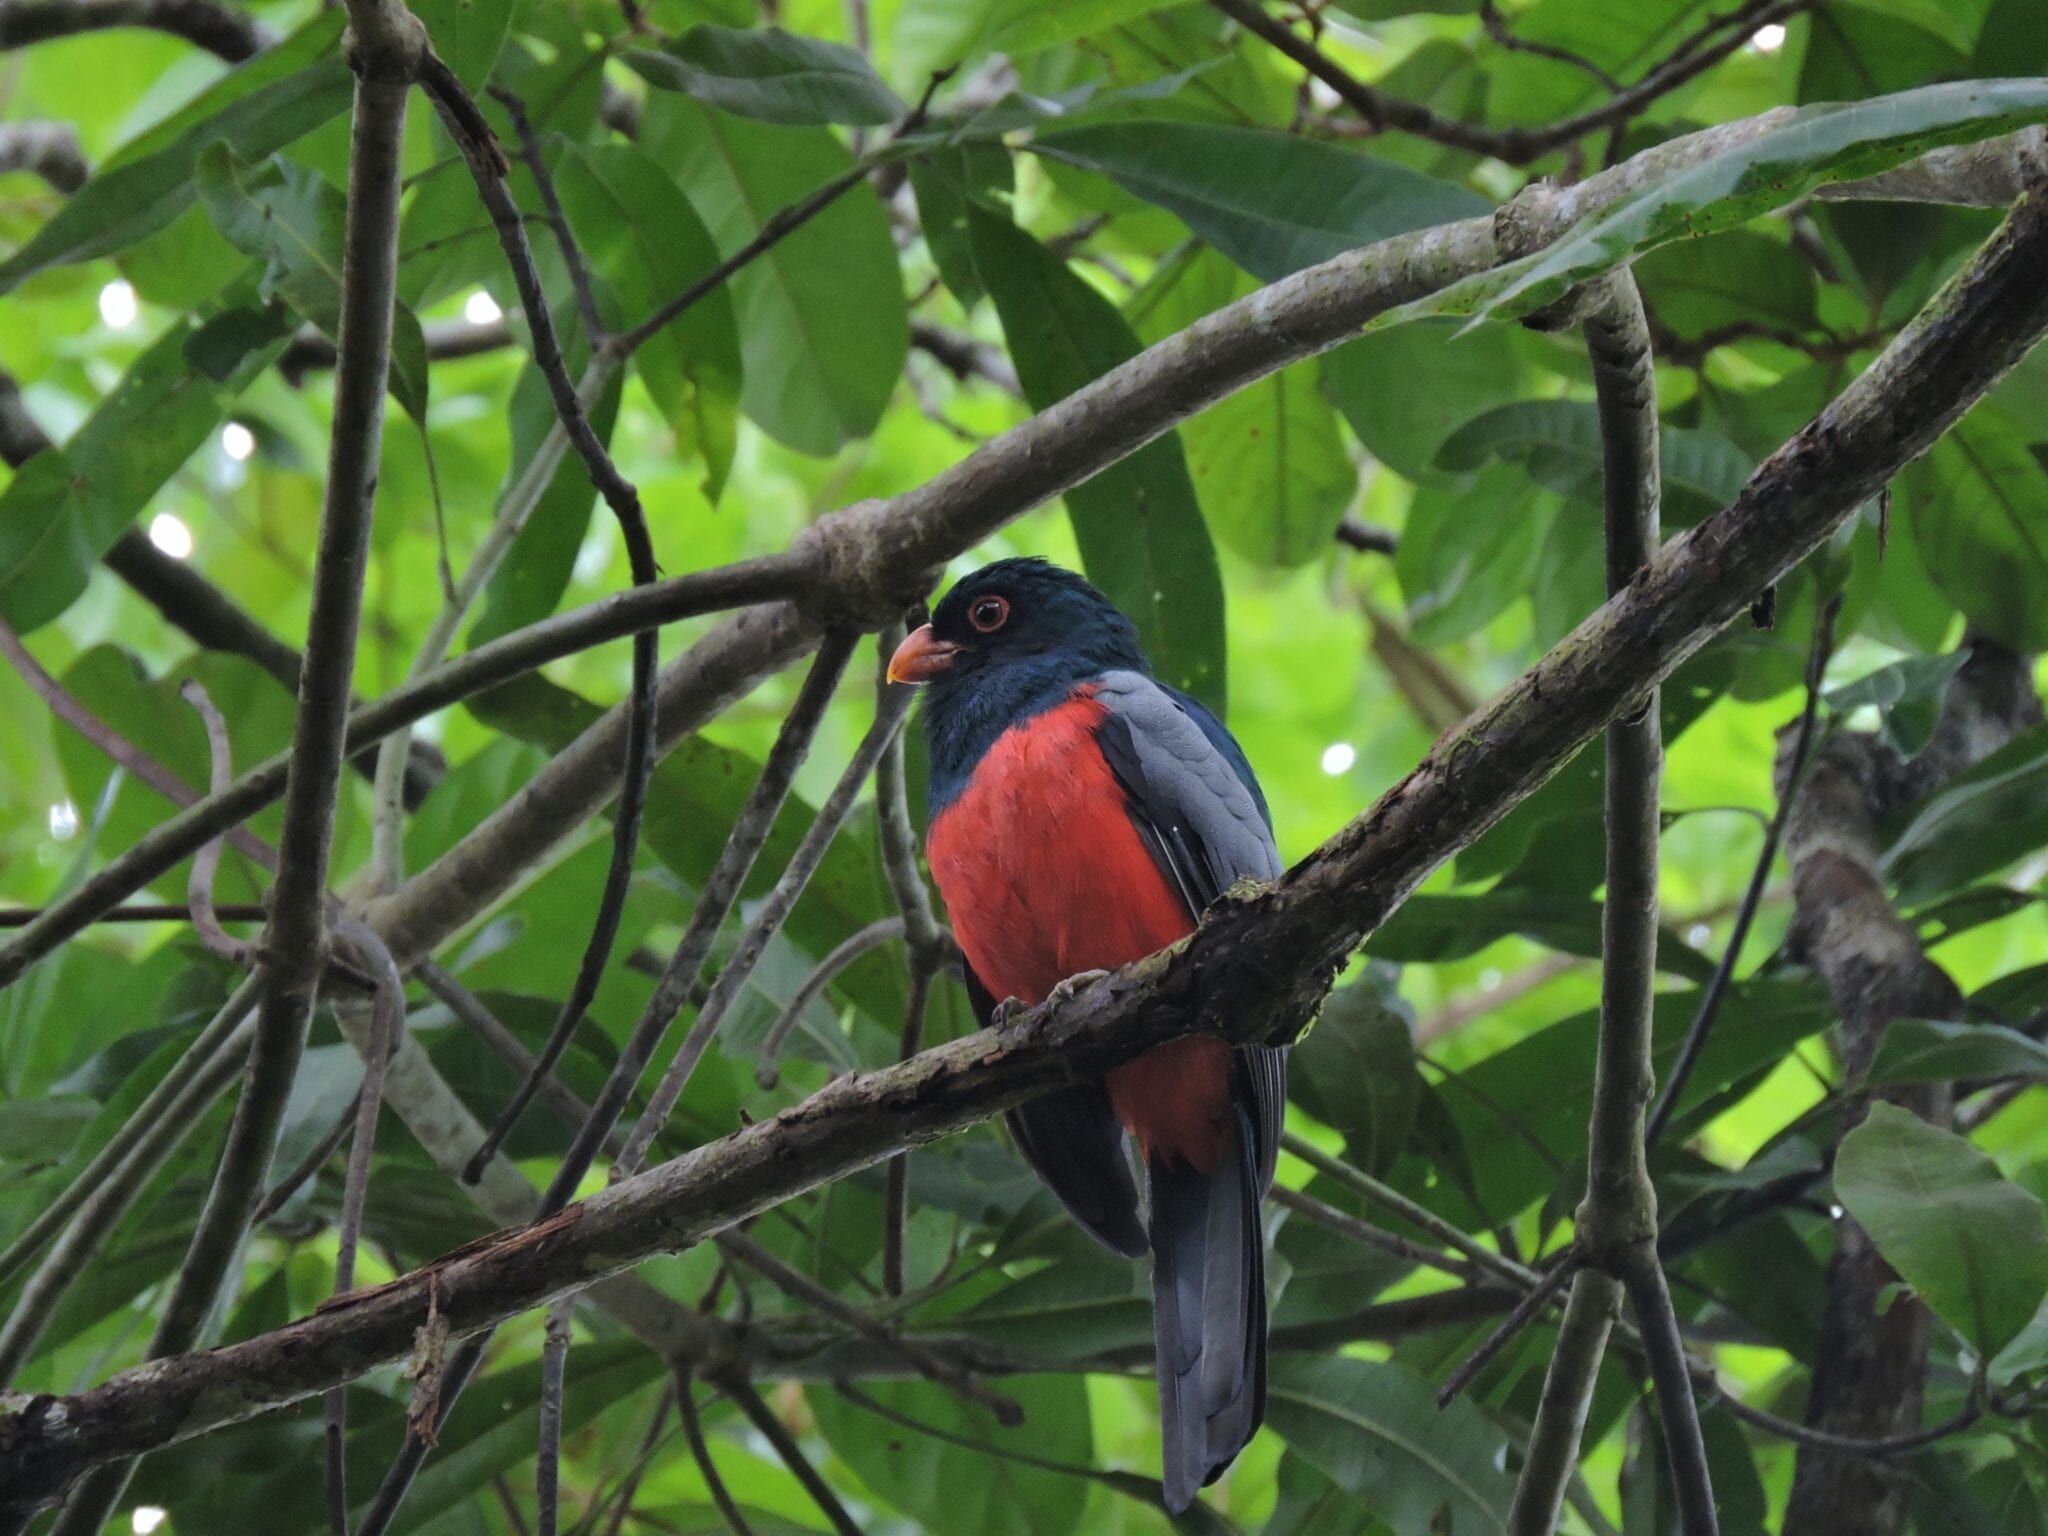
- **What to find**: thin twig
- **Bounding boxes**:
[180,679,250,964]
[612,635,886,1178]
[1437,1249,1581,1407]
[1273,1186,1485,1286]
[43,46,417,1533]
[756,917,907,1088]
[1508,1272,1624,1536]
[493,87,605,343]
[0,0,273,59]
[1282,1131,1540,1292]
[716,1230,1022,1423]
[674,1370,756,1536]
[1648,595,1840,1141]
[418,59,663,1182]
[0,902,267,928]
[716,1373,862,1536]
[360,640,856,1536]
[1479,0,1621,90]
[537,1300,574,1536]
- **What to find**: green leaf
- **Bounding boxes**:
[1865,1018,2048,1086]
[1267,1357,1513,1536]
[629,26,905,126]
[0,15,351,294]
[1901,403,2048,651]
[1835,1101,2048,1356]
[968,203,1227,711]
[908,143,1013,309]
[551,141,741,500]
[1290,971,1417,1175]
[411,0,515,92]
[467,360,625,648]
[1435,400,1755,524]
[195,145,430,422]
[1824,652,1968,757]
[1132,248,1353,567]
[1400,80,2048,328]
[0,303,286,632]
[1396,466,1559,646]
[646,96,906,455]
[1032,122,1486,283]
[1369,889,1717,983]
[1634,228,1819,340]
[1885,725,2048,905]
[812,1377,1091,1536]
[1320,320,1527,485]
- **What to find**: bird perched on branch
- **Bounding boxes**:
[888,558,1285,1512]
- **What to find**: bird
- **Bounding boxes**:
[887,557,1285,1513]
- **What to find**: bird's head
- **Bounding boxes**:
[888,557,1147,698]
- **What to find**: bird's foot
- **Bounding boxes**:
[1046,968,1111,1011]
[990,994,1032,1033]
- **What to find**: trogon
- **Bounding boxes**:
[888,558,1286,1512]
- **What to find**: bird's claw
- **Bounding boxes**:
[1046,968,1111,1010]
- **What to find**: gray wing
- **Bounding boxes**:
[1091,671,1287,1190]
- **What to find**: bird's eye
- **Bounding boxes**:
[969,595,1009,633]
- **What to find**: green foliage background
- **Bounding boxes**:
[4,0,2048,1531]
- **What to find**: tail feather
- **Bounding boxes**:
[1148,1103,1267,1514]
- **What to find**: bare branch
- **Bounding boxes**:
[757,916,909,1088]
[34,37,421,1532]
[717,1374,861,1536]
[675,1372,755,1536]
[1507,1271,1623,1536]
[0,0,273,60]
[0,121,87,191]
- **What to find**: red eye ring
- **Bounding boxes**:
[969,595,1009,633]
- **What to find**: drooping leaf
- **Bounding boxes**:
[645,96,906,455]
[0,296,287,633]
[195,144,430,422]
[1835,1101,2048,1356]
[1032,121,1487,283]
[629,26,905,125]
[1825,652,1969,756]
[1885,724,2048,906]
[1131,248,1354,566]
[1901,401,2048,651]
[811,1376,1091,1536]
[1289,969,1418,1174]
[0,15,351,294]
[551,141,742,500]
[1395,80,2048,328]
[1864,1018,2048,1086]
[1435,399,1755,525]
[411,0,516,92]
[908,143,1013,309]
[1267,1357,1513,1536]
[968,202,1228,712]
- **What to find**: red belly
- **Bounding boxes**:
[928,690,1231,1170]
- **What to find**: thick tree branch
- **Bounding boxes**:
[0,0,271,59]
[1781,637,2041,1534]
[3,114,2036,994]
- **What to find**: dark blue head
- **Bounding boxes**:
[888,558,1149,812]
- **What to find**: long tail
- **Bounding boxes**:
[1147,1100,1267,1514]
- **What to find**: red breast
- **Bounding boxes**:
[928,688,1232,1170]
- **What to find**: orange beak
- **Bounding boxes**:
[887,624,960,684]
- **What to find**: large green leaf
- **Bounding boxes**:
[0,15,351,294]
[1397,80,2048,328]
[0,296,286,632]
[1289,970,1418,1174]
[969,203,1228,712]
[411,0,515,92]
[195,145,430,422]
[812,1376,1092,1536]
[1320,320,1528,486]
[1901,402,2048,651]
[552,141,741,500]
[1865,1019,2048,1086]
[1435,400,1756,524]
[1835,1102,2048,1356]
[1396,466,1559,645]
[1131,248,1353,567]
[629,26,905,125]
[1267,1357,1513,1536]
[1885,725,2048,906]
[1032,122,1486,283]
[647,97,906,454]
